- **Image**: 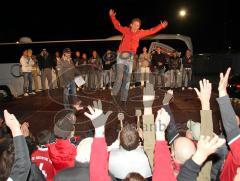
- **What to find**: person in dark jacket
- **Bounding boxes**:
[57,48,77,109]
[151,47,167,87]
[0,110,45,181]
[38,48,54,90]
[75,52,89,90]
[53,51,61,88]
[182,49,193,90]
[88,50,103,90]
[102,50,116,90]
[169,51,181,88]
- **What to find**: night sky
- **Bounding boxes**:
[0,0,238,57]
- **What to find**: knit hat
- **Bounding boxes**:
[63,48,71,54]
[75,137,93,163]
[187,120,200,141]
[54,112,76,139]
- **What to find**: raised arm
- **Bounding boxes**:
[84,100,112,181]
[194,79,213,136]
[162,90,179,144]
[194,79,213,180]
[4,110,31,181]
[216,68,240,163]
[142,83,155,170]
[152,108,176,181]
[139,21,168,38]
[109,9,126,34]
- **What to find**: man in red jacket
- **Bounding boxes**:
[109,9,168,105]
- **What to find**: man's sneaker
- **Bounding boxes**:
[102,87,106,90]
[36,89,42,92]
[182,87,185,91]
[29,92,36,95]
[109,86,112,90]
[188,87,193,90]
[24,93,29,96]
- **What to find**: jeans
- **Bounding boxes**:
[155,68,165,87]
[41,68,53,90]
[23,72,33,93]
[140,67,150,86]
[103,69,112,87]
[182,68,192,87]
[170,69,180,88]
[63,81,76,109]
[112,53,134,101]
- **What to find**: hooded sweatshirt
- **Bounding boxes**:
[48,139,77,173]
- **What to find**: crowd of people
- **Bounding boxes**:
[1,67,240,181]
[19,46,193,94]
[5,8,240,181]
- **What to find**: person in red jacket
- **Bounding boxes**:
[48,112,77,173]
[31,130,55,181]
[109,9,168,105]
[215,68,240,181]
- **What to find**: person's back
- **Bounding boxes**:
[31,145,55,180]
[109,124,152,179]
[48,138,77,173]
[109,146,152,179]
[54,137,93,181]
[48,112,77,173]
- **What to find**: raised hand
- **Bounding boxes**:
[155,108,170,140]
[143,83,155,108]
[218,67,231,97]
[192,134,226,165]
[4,110,22,137]
[109,9,116,16]
[161,21,168,28]
[194,79,212,110]
[84,100,112,129]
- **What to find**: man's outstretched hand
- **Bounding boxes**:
[109,9,116,17]
[161,21,168,28]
